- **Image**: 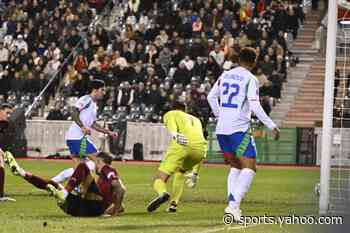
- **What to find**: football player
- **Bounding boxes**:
[51,79,117,185]
[146,101,208,212]
[0,103,15,202]
[207,47,280,221]
[3,151,125,217]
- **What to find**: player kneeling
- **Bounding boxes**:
[3,151,125,217]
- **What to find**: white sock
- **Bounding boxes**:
[17,167,26,177]
[51,168,74,183]
[229,168,256,209]
[62,189,69,199]
[227,167,241,198]
[85,160,96,172]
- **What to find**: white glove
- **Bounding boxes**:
[172,132,188,146]
[184,172,198,188]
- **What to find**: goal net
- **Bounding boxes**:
[320,0,350,215]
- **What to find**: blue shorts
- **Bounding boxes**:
[217,132,257,158]
[66,138,98,157]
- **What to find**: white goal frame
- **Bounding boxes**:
[319,0,338,215]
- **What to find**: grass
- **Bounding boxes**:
[0,160,321,233]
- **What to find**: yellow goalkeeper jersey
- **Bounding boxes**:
[163,110,207,145]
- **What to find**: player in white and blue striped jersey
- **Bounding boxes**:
[207,47,280,221]
[52,80,117,185]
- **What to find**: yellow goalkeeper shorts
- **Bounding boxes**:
[158,142,207,175]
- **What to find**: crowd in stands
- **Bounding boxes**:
[0,0,305,123]
[0,0,109,103]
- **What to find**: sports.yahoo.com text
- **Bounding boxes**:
[223,214,344,227]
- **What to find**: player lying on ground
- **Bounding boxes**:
[3,151,125,217]
[52,79,117,185]
[207,47,280,221]
[147,101,208,213]
[0,103,15,202]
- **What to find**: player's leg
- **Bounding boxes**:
[147,170,171,212]
[48,161,93,202]
[51,140,80,183]
[3,151,61,191]
[184,149,206,189]
[48,162,110,217]
[167,145,207,212]
[227,133,257,217]
[51,139,97,183]
[216,135,242,192]
[0,151,5,198]
[167,169,185,212]
[216,134,243,220]
[0,151,15,201]
[147,143,185,212]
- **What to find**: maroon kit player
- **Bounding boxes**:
[3,151,126,217]
[0,103,15,202]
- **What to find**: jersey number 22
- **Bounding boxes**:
[222,82,240,108]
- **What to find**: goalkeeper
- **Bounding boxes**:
[146,101,208,213]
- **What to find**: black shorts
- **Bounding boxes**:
[59,181,106,217]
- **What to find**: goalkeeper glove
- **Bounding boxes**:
[184,172,198,188]
[171,132,188,146]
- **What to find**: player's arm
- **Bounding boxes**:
[71,107,90,135]
[91,121,118,138]
[72,97,92,135]
[71,107,84,128]
[207,77,221,118]
[248,79,280,140]
[104,175,126,216]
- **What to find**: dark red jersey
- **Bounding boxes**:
[97,165,119,208]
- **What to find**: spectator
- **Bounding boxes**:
[209,44,225,67]
[158,47,172,72]
[261,55,274,77]
[0,0,303,122]
[89,54,101,70]
[116,82,134,107]
[261,96,272,116]
[134,82,147,105]
[256,67,271,97]
[146,83,161,108]
[13,34,28,53]
[173,62,191,85]
[46,104,66,120]
[74,54,88,73]
[286,7,299,39]
[275,55,287,82]
[0,43,9,67]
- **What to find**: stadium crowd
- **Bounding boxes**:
[0,0,305,123]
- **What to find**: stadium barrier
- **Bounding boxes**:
[25,120,319,164]
[207,125,301,164]
[25,120,104,157]
[123,122,171,161]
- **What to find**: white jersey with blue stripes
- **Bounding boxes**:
[66,95,98,140]
[207,66,276,135]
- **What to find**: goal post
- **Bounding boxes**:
[320,0,350,215]
[319,0,338,215]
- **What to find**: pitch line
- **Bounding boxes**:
[198,223,260,233]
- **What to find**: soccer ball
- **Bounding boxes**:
[314,183,320,196]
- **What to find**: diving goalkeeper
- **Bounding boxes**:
[146,101,208,213]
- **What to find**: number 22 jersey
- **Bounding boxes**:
[207,66,276,135]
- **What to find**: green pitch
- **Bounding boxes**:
[0,160,320,233]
